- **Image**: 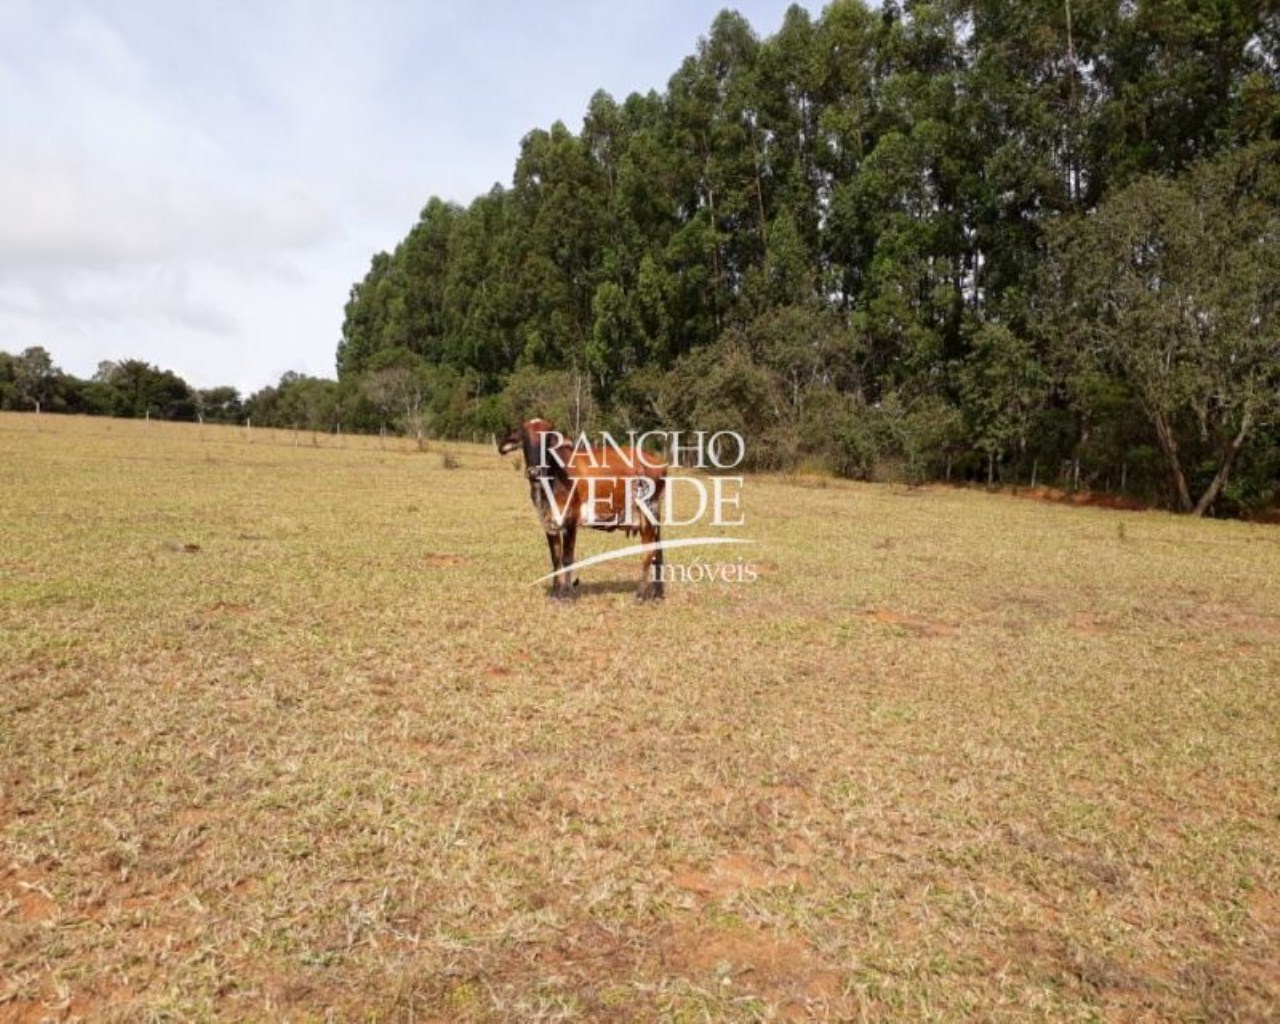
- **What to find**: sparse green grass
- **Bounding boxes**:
[2,412,1278,1022]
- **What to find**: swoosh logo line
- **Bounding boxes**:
[531,537,755,584]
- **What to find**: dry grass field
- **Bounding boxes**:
[2,412,1278,1022]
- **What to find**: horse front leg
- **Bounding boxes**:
[545,530,566,599]
[561,520,579,597]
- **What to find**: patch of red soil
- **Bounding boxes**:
[762,783,821,816]
[672,853,809,898]
[2,865,56,923]
[1244,508,1280,524]
[1247,888,1280,929]
[1008,485,1151,512]
[662,920,843,1018]
[10,885,55,924]
[1067,613,1113,637]
[421,553,467,566]
[780,834,817,867]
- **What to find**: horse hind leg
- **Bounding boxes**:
[637,521,664,601]
[650,525,664,600]
[629,475,664,601]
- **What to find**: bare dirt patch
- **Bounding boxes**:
[661,920,844,1018]
[1009,485,1152,511]
[1068,612,1113,636]
[421,552,468,566]
[1,867,56,924]
[672,852,809,899]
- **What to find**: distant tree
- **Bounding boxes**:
[877,391,966,485]
[337,252,393,378]
[661,336,784,467]
[0,351,17,409]
[958,322,1049,485]
[246,372,339,432]
[197,386,243,424]
[499,364,593,436]
[744,305,865,415]
[361,348,432,445]
[1046,142,1280,514]
[105,360,197,421]
[587,281,640,403]
[13,346,57,412]
[63,377,117,416]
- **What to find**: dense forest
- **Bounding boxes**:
[334,0,1280,515]
[6,2,1279,515]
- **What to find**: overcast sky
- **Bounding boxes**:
[0,1,820,394]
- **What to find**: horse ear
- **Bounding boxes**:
[497,427,522,456]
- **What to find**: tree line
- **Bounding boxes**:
[0,350,226,422]
[0,347,483,440]
[337,0,1280,515]
[6,2,1278,515]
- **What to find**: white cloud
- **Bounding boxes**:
[0,167,333,268]
[0,0,817,392]
[0,1,345,384]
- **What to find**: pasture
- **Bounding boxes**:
[2,412,1277,1022]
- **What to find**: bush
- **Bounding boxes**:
[660,338,783,467]
[500,365,595,435]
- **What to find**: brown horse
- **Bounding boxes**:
[498,419,666,600]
